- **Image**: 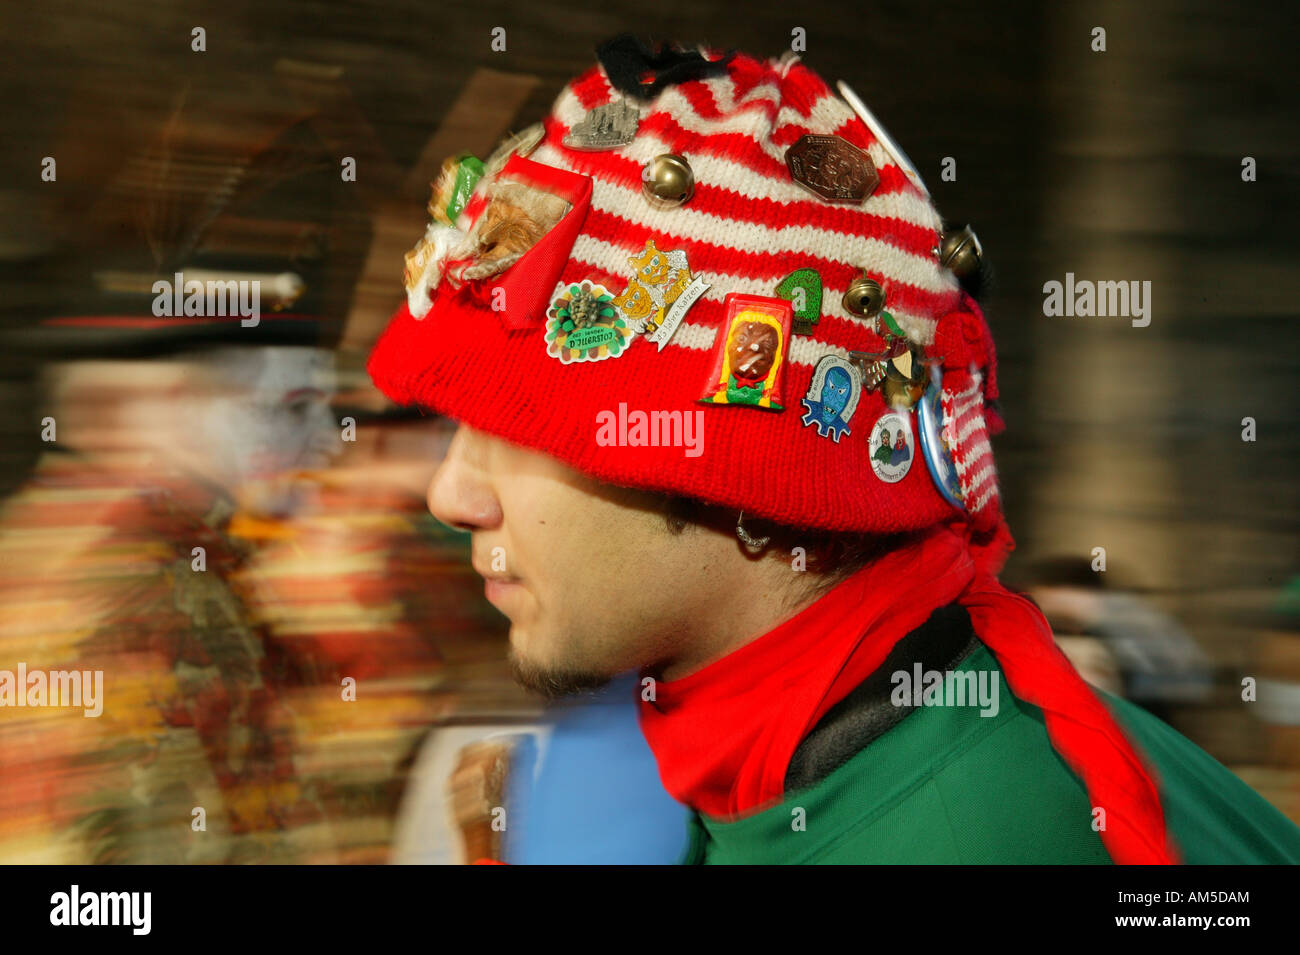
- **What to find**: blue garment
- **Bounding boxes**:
[504,674,691,864]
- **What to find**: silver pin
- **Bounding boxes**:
[836,80,930,199]
[563,100,640,151]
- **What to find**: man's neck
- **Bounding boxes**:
[659,565,830,681]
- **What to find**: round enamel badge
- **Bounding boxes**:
[867,411,914,483]
[917,374,966,509]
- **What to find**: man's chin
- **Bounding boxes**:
[506,646,612,700]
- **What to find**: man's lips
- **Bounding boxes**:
[482,576,525,609]
[474,567,519,582]
[472,559,523,587]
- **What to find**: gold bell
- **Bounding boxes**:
[842,274,885,318]
[939,226,982,279]
[641,154,695,208]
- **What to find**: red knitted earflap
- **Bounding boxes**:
[931,296,1003,535]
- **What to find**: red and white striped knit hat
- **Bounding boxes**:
[368,37,1008,555]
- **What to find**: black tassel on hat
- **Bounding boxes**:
[595,33,737,101]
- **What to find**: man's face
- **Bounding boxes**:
[427,424,722,697]
[198,346,339,515]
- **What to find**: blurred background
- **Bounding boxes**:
[0,0,1297,863]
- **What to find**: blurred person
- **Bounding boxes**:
[0,65,462,862]
[1012,556,1214,715]
[365,35,1300,865]
[0,327,342,862]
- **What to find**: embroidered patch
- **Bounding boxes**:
[698,294,792,412]
[774,268,823,335]
[867,411,914,483]
[800,355,862,442]
[544,280,632,363]
[613,238,708,350]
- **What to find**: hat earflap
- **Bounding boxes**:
[932,296,1005,549]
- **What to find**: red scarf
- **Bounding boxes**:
[637,524,1179,864]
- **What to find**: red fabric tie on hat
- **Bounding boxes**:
[637,524,1179,864]
[458,152,594,330]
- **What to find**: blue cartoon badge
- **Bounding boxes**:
[916,366,966,509]
[801,355,862,442]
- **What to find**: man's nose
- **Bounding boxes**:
[427,426,502,531]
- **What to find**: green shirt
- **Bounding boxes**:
[682,643,1300,864]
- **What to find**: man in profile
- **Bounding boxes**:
[368,34,1300,863]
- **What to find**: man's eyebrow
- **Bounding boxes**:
[281,387,326,402]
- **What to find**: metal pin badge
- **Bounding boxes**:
[563,100,640,151]
[881,345,929,411]
[612,238,709,350]
[544,280,633,363]
[917,365,966,510]
[484,123,546,177]
[698,293,793,412]
[848,332,920,403]
[800,355,863,442]
[868,411,914,483]
[785,134,879,204]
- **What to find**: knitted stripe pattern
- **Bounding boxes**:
[368,47,1003,535]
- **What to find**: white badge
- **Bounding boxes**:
[867,411,914,483]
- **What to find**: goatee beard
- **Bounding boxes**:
[508,648,612,700]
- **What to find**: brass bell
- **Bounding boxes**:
[641,153,695,208]
[938,225,982,279]
[842,274,885,318]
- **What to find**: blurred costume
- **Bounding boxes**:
[367,35,1300,863]
[0,452,315,862]
[394,675,689,864]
